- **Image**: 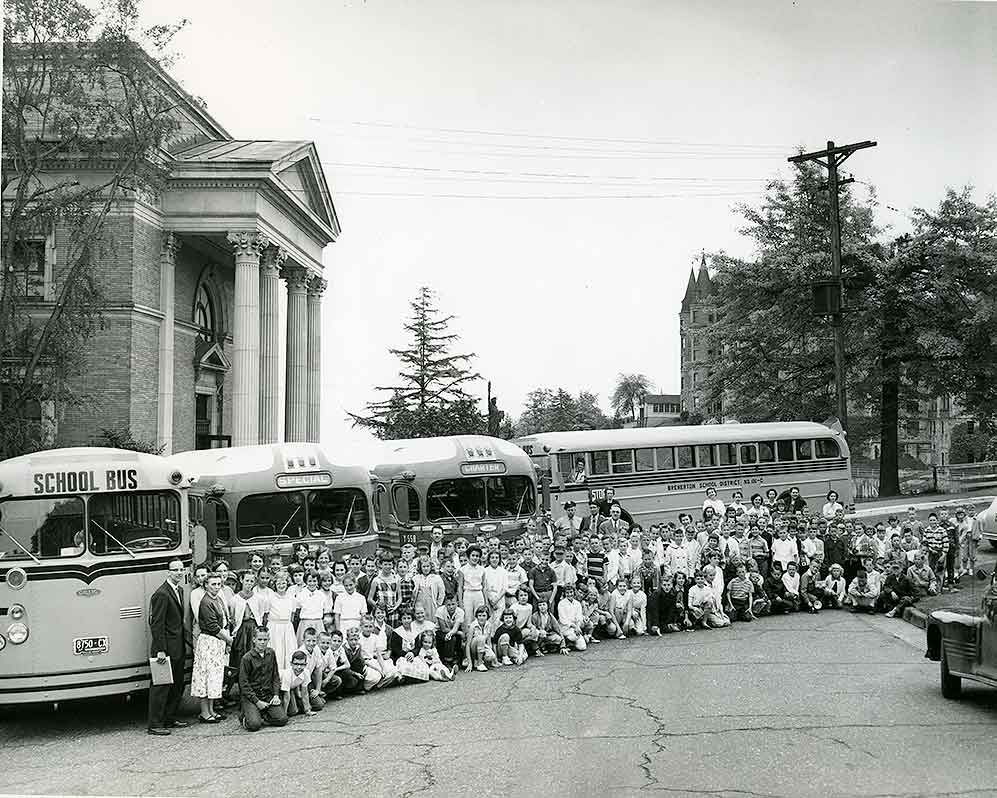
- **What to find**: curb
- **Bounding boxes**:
[902,606,927,630]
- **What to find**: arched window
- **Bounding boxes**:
[194,284,215,336]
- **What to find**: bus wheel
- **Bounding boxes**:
[941,652,962,699]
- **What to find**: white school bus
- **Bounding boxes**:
[171,443,379,568]
[371,435,537,551]
[0,448,193,705]
[513,421,852,524]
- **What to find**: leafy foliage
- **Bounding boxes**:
[513,387,615,436]
[1,0,187,458]
[99,426,165,455]
[349,287,484,438]
[610,373,652,421]
[703,162,997,495]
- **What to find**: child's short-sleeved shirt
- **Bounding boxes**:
[333,591,368,629]
[434,605,465,633]
[529,564,556,593]
[296,588,326,620]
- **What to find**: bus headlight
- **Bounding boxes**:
[5,567,27,590]
[8,604,25,621]
[7,623,28,645]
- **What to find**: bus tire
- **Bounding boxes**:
[940,651,962,699]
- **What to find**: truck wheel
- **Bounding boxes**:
[941,651,962,699]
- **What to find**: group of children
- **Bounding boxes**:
[182,494,980,731]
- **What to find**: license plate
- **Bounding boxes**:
[74,636,109,656]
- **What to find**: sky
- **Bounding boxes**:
[140,0,997,453]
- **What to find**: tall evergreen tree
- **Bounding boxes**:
[349,287,484,438]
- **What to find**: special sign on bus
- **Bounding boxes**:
[32,468,139,495]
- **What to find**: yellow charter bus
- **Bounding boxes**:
[514,421,852,525]
[371,435,537,551]
[0,447,193,705]
[170,443,378,568]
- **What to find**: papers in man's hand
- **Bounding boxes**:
[149,657,174,685]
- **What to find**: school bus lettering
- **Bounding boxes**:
[31,468,139,494]
[33,470,99,494]
[106,468,139,491]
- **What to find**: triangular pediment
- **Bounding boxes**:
[194,339,230,373]
[274,145,337,232]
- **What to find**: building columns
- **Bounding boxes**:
[228,230,269,447]
[306,277,326,443]
[283,265,310,442]
[259,245,287,444]
[157,232,179,454]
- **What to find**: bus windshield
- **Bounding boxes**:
[88,491,181,554]
[309,488,370,536]
[0,496,85,559]
[427,476,535,522]
[236,488,371,544]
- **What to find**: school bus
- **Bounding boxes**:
[171,443,378,567]
[0,447,193,705]
[514,421,852,524]
[371,435,537,551]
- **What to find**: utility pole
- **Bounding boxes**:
[788,139,877,434]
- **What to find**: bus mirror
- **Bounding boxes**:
[192,524,208,564]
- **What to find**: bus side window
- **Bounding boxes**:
[205,498,230,544]
[676,446,695,469]
[776,440,795,461]
[655,447,675,470]
[758,441,776,463]
[611,449,634,474]
[635,448,655,472]
[795,440,813,460]
[717,444,736,466]
[695,445,715,467]
[557,453,576,483]
[815,439,839,459]
[392,484,420,525]
[591,451,610,475]
[740,444,758,465]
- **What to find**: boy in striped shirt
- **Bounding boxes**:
[725,561,754,622]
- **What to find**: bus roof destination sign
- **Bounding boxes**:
[275,472,334,490]
[460,461,507,476]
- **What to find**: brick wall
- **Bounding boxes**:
[57,313,134,446]
[132,216,162,310]
[128,314,160,445]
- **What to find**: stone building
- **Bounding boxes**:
[636,394,682,427]
[4,56,338,454]
[678,254,721,419]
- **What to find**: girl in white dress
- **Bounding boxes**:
[412,556,446,621]
[392,607,430,681]
[630,577,648,635]
[481,550,508,634]
[267,571,298,670]
[416,629,454,681]
[359,614,399,687]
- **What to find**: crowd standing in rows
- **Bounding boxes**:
[147,485,984,734]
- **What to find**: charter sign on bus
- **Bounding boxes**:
[32,468,140,495]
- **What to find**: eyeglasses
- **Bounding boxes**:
[168,567,185,573]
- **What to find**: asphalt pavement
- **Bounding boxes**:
[2,610,996,798]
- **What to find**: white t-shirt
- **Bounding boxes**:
[333,591,367,631]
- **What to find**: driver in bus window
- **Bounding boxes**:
[568,459,587,484]
[60,529,85,557]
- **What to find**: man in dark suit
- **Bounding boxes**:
[147,557,187,735]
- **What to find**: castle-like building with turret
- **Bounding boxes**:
[679,255,722,420]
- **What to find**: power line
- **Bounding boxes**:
[322,160,774,183]
[335,190,762,200]
[305,115,793,151]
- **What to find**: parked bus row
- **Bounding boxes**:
[0,421,851,706]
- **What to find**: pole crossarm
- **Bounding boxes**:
[788,140,877,166]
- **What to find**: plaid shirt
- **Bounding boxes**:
[921,525,949,555]
[398,576,415,611]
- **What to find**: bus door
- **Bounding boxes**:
[389,480,423,549]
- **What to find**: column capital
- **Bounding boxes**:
[261,245,288,276]
[161,231,179,261]
[281,264,310,293]
[227,230,270,259]
[307,276,328,297]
